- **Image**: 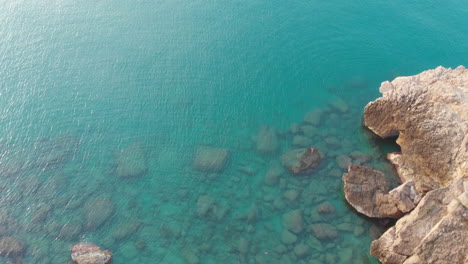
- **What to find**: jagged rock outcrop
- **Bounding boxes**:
[343,165,421,218]
[348,66,468,264]
[363,66,468,193]
[370,178,467,264]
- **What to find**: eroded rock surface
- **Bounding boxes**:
[71,242,112,264]
[343,165,421,218]
[363,66,468,193]
[370,178,467,264]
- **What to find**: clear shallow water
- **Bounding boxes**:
[0,0,467,263]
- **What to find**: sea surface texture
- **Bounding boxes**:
[0,0,467,263]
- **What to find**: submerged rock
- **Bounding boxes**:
[115,143,147,178]
[281,148,323,174]
[84,197,115,230]
[71,242,112,264]
[255,125,279,154]
[363,66,468,193]
[310,223,338,240]
[303,109,323,126]
[0,237,25,256]
[282,209,303,234]
[193,146,229,173]
[343,165,421,218]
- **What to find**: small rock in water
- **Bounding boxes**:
[293,243,311,258]
[181,248,199,264]
[303,109,323,126]
[292,135,313,148]
[71,242,112,264]
[256,125,279,154]
[282,209,303,234]
[283,189,300,201]
[301,125,319,138]
[336,155,352,170]
[317,202,336,215]
[263,162,284,186]
[0,237,25,256]
[289,123,300,134]
[111,221,141,240]
[310,223,338,240]
[115,143,148,178]
[193,146,229,173]
[58,222,83,241]
[84,197,115,231]
[329,97,349,113]
[281,148,323,174]
[280,230,297,245]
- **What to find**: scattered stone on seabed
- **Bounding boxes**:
[289,123,300,134]
[58,222,83,241]
[336,155,351,170]
[71,242,112,264]
[192,146,229,173]
[349,151,372,165]
[303,109,323,126]
[328,97,349,113]
[255,125,279,154]
[0,237,25,256]
[292,135,313,148]
[84,197,115,230]
[280,229,297,245]
[115,143,148,178]
[263,162,284,186]
[283,189,300,201]
[34,134,78,167]
[343,165,421,218]
[370,178,468,264]
[310,223,338,240]
[293,243,311,258]
[317,201,336,215]
[281,147,323,174]
[111,221,141,240]
[282,209,303,234]
[301,125,319,138]
[30,203,52,223]
[181,248,199,264]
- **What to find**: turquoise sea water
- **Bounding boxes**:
[0,0,467,263]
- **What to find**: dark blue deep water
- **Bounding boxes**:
[0,0,467,263]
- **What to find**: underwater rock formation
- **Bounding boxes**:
[193,146,229,173]
[115,143,148,178]
[84,197,115,230]
[71,242,112,264]
[281,147,323,174]
[363,65,468,193]
[255,125,279,154]
[347,66,468,264]
[0,237,25,256]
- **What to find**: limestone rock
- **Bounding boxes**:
[71,242,112,264]
[84,197,115,230]
[115,143,147,178]
[363,66,468,193]
[343,165,421,218]
[371,178,468,264]
[0,237,25,256]
[256,125,279,154]
[193,146,229,172]
[281,148,323,174]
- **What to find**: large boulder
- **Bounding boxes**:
[363,66,468,193]
[71,242,112,264]
[84,197,115,230]
[115,143,147,178]
[193,146,229,173]
[281,148,323,174]
[0,237,25,256]
[370,178,467,264]
[343,165,421,218]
